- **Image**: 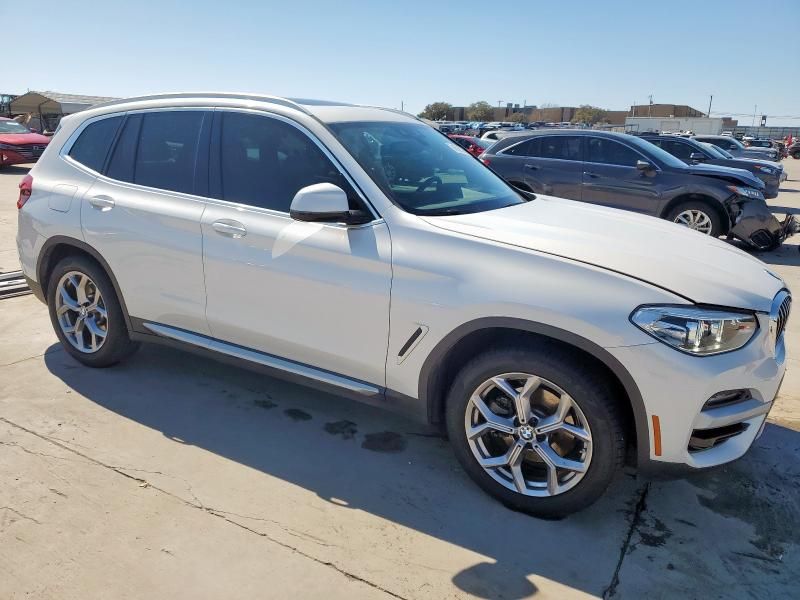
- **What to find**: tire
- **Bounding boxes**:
[792,151,800,160]
[666,200,723,237]
[47,255,139,367]
[445,343,625,518]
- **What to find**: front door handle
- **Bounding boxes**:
[584,172,600,179]
[212,219,247,238]
[524,163,539,170]
[88,195,115,211]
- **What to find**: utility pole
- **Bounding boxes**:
[400,100,404,112]
[648,95,653,117]
[752,104,757,127]
[707,95,713,117]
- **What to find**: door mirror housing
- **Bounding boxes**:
[289,183,371,225]
[689,152,706,163]
[636,160,655,172]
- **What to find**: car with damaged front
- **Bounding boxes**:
[17,93,791,518]
[480,130,794,250]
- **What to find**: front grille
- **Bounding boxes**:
[5,144,46,159]
[776,294,791,341]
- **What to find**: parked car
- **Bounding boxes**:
[693,135,780,162]
[447,134,494,157]
[480,130,793,249]
[788,141,800,159]
[481,129,530,142]
[0,117,51,167]
[18,93,792,517]
[743,139,772,148]
[640,134,784,199]
[700,142,788,183]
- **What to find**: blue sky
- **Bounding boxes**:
[5,0,800,125]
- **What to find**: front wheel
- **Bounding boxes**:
[666,201,723,237]
[445,344,625,518]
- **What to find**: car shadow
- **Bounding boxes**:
[41,340,800,597]
[43,342,646,598]
[0,164,33,175]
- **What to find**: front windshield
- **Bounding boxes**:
[0,120,31,134]
[329,121,525,216]
[625,135,689,169]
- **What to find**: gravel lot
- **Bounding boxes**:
[1,160,799,599]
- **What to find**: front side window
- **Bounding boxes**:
[329,121,524,216]
[217,112,358,212]
[586,138,643,167]
[69,116,123,172]
[538,136,582,161]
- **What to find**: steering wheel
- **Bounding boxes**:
[415,176,442,194]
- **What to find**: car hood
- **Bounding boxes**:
[0,132,50,145]
[728,156,782,170]
[422,196,784,312]
[681,162,764,189]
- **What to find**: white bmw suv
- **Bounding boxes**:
[16,93,790,517]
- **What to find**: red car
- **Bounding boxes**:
[0,117,50,166]
[448,134,493,157]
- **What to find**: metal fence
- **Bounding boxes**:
[732,126,800,140]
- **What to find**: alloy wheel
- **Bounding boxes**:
[464,372,593,497]
[55,271,108,353]
[674,209,713,234]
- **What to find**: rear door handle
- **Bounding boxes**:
[88,195,115,211]
[524,163,539,170]
[212,219,247,238]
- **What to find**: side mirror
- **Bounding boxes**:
[289,183,371,225]
[689,152,706,162]
[29,127,40,134]
[636,160,654,171]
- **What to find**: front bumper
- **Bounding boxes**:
[608,308,786,472]
[728,197,796,250]
[0,148,41,166]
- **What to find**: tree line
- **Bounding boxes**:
[417,101,610,125]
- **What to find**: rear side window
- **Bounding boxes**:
[105,111,205,194]
[587,138,642,167]
[68,116,123,172]
[216,112,357,212]
[136,111,204,194]
[503,138,537,156]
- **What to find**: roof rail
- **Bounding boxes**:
[89,92,313,115]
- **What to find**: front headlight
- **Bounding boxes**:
[631,306,758,355]
[755,165,776,175]
[727,185,764,200]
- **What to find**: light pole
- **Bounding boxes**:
[707,95,713,117]
[752,104,757,127]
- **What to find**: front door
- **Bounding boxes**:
[200,109,392,386]
[582,137,661,214]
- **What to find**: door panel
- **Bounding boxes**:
[82,177,210,333]
[519,136,583,200]
[201,205,392,385]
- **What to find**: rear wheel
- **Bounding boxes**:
[445,344,625,518]
[47,255,139,367]
[792,151,800,160]
[666,201,723,237]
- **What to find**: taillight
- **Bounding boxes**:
[480,157,490,165]
[17,174,33,209]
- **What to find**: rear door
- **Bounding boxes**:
[582,136,661,213]
[81,109,211,334]
[497,135,583,199]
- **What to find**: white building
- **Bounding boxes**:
[624,116,724,135]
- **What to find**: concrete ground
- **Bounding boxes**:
[1,160,799,599]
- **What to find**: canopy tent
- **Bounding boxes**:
[10,91,118,133]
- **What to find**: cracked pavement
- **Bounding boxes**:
[2,164,800,598]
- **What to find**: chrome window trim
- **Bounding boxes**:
[210,106,381,222]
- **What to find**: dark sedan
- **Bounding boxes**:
[640,134,783,199]
[480,130,794,250]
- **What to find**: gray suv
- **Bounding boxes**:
[480,130,793,250]
[693,135,780,162]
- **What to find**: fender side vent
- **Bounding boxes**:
[398,327,423,357]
